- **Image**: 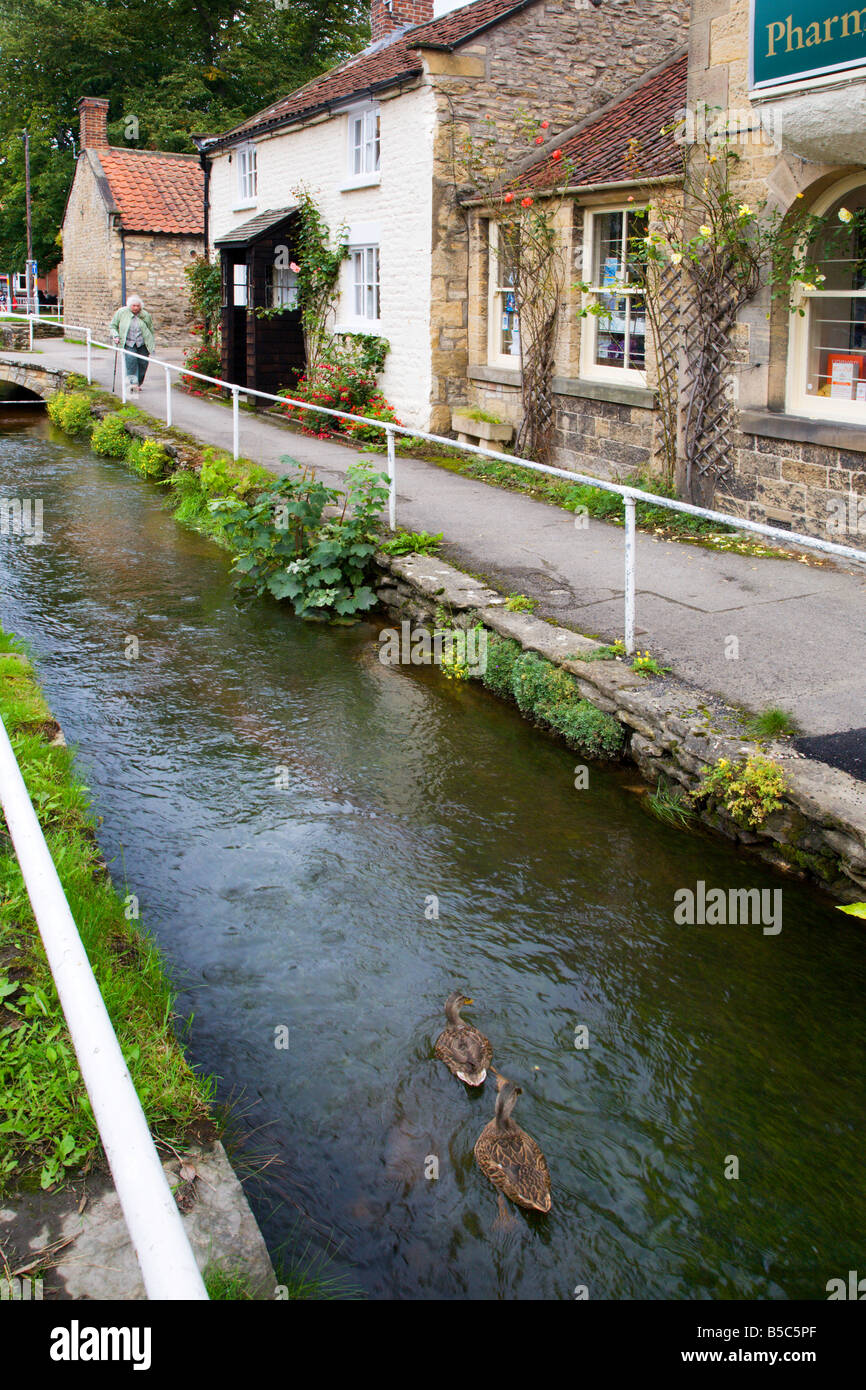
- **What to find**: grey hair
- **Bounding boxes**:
[127,295,143,307]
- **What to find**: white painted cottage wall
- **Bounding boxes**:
[208,83,436,428]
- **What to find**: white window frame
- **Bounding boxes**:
[232,262,248,308]
[235,144,257,207]
[343,105,381,190]
[345,245,380,325]
[268,264,299,310]
[580,205,648,386]
[787,172,866,424]
[487,222,521,370]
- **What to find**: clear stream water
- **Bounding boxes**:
[1,415,864,1301]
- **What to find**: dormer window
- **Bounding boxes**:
[346,105,380,185]
[237,144,257,205]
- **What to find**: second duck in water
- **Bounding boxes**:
[434,991,493,1087]
[474,1077,552,1213]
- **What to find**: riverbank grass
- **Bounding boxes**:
[0,628,214,1196]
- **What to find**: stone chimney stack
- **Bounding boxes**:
[370,0,434,43]
[78,97,110,150]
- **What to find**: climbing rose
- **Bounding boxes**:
[290,261,300,273]
[839,207,854,223]
[535,135,544,144]
[521,196,533,207]
[541,120,549,129]
[504,192,514,203]
[552,149,562,160]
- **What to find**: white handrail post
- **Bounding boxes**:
[386,427,397,531]
[232,386,240,460]
[624,495,636,655]
[165,365,172,427]
[0,717,208,1300]
[85,328,92,384]
[120,347,127,403]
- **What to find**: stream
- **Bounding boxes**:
[1,413,864,1300]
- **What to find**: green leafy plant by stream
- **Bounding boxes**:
[695,754,788,829]
[47,389,390,623]
[0,629,214,1196]
[478,634,624,760]
[211,458,390,620]
[46,390,94,438]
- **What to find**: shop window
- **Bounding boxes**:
[789,179,866,421]
[580,206,648,382]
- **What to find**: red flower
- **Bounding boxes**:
[521,196,533,208]
[504,192,514,204]
[541,120,549,129]
[535,135,544,145]
[552,149,562,161]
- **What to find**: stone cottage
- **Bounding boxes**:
[462,52,688,476]
[61,97,205,345]
[198,0,690,424]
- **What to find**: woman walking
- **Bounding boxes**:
[109,295,154,394]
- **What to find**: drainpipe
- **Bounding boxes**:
[198,148,210,253]
[119,224,127,305]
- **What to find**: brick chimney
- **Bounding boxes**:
[370,0,433,43]
[78,97,110,150]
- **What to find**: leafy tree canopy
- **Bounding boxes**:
[0,0,370,272]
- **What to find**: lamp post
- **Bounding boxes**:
[23,128,34,314]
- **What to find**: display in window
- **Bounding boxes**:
[585,208,648,376]
[801,188,866,407]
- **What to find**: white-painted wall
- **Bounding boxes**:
[208,83,436,428]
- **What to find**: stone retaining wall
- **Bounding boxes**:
[375,551,866,901]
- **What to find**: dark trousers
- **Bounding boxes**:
[124,344,149,384]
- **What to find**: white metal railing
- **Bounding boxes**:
[0,712,208,1301]
[4,312,866,655]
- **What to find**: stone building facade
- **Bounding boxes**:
[422,0,690,430]
[61,98,204,346]
[686,0,866,536]
[461,53,687,474]
[201,0,689,427]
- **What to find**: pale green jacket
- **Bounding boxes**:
[110,306,155,352]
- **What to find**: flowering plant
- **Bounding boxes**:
[180,340,221,395]
[279,341,399,442]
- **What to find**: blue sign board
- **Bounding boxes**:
[752,0,866,88]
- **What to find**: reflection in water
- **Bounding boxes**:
[1,417,864,1300]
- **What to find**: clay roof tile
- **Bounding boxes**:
[516,54,687,193]
[95,149,205,235]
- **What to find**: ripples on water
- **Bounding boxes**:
[1,418,863,1300]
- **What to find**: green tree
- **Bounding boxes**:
[0,0,370,272]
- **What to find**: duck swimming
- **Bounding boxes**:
[474,1076,552,1213]
[433,991,493,1087]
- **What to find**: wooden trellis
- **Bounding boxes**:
[516,307,558,462]
[678,267,744,506]
[645,260,680,487]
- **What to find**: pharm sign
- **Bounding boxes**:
[751,0,866,87]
